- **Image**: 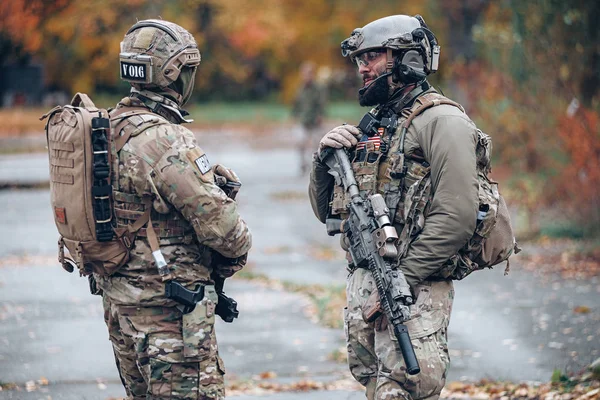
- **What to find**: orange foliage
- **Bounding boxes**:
[448,59,558,175]
[0,0,68,53]
[554,108,600,222]
[1,0,438,100]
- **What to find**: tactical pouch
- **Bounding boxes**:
[353,154,381,195]
[439,195,520,280]
[182,285,218,359]
[60,227,135,276]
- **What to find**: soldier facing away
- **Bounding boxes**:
[96,20,252,399]
[292,61,327,175]
[309,15,480,399]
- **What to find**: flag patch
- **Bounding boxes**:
[194,154,211,174]
[356,135,382,151]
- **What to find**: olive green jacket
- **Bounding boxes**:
[308,93,479,290]
[292,82,326,128]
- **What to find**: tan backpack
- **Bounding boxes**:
[41,93,151,276]
[396,93,521,280]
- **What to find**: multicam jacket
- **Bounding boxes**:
[309,88,479,290]
[96,90,252,306]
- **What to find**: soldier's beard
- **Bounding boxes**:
[358,75,389,106]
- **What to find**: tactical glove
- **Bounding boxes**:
[318,125,362,152]
[213,164,241,200]
[212,252,248,278]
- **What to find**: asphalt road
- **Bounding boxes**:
[0,134,598,399]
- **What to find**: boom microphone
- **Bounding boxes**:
[358,72,392,95]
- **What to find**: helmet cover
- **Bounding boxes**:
[341,15,440,75]
[120,19,201,103]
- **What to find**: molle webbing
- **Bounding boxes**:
[48,139,75,185]
[70,93,115,242]
[90,112,114,242]
[113,191,194,242]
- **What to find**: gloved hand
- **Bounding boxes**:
[212,252,248,278]
[318,125,362,152]
[213,164,241,200]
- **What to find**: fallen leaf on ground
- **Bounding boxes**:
[258,371,277,379]
[269,190,306,201]
[574,306,592,314]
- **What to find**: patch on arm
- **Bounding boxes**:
[186,147,214,183]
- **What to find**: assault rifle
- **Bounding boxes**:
[321,147,420,375]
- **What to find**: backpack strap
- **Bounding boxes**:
[110,107,170,152]
[111,107,151,151]
[399,93,465,154]
[71,92,96,109]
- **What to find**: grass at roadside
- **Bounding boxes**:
[0,101,366,137]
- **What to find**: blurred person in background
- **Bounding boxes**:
[292,61,328,175]
[309,14,481,400]
[97,19,252,399]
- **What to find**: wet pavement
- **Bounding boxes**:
[0,135,598,399]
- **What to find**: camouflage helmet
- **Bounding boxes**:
[120,19,201,105]
[341,15,440,77]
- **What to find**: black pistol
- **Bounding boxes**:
[165,280,205,314]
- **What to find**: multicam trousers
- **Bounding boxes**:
[344,268,454,400]
[102,286,225,400]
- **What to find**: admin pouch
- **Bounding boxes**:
[41,93,153,276]
[395,93,521,280]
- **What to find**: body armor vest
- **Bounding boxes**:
[109,104,197,248]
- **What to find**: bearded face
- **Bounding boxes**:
[355,50,389,107]
[358,76,389,106]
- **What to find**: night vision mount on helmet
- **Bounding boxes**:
[119,19,201,106]
[341,14,440,86]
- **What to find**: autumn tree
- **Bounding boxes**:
[0,0,439,101]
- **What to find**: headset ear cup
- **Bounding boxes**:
[393,50,427,85]
[401,50,425,73]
